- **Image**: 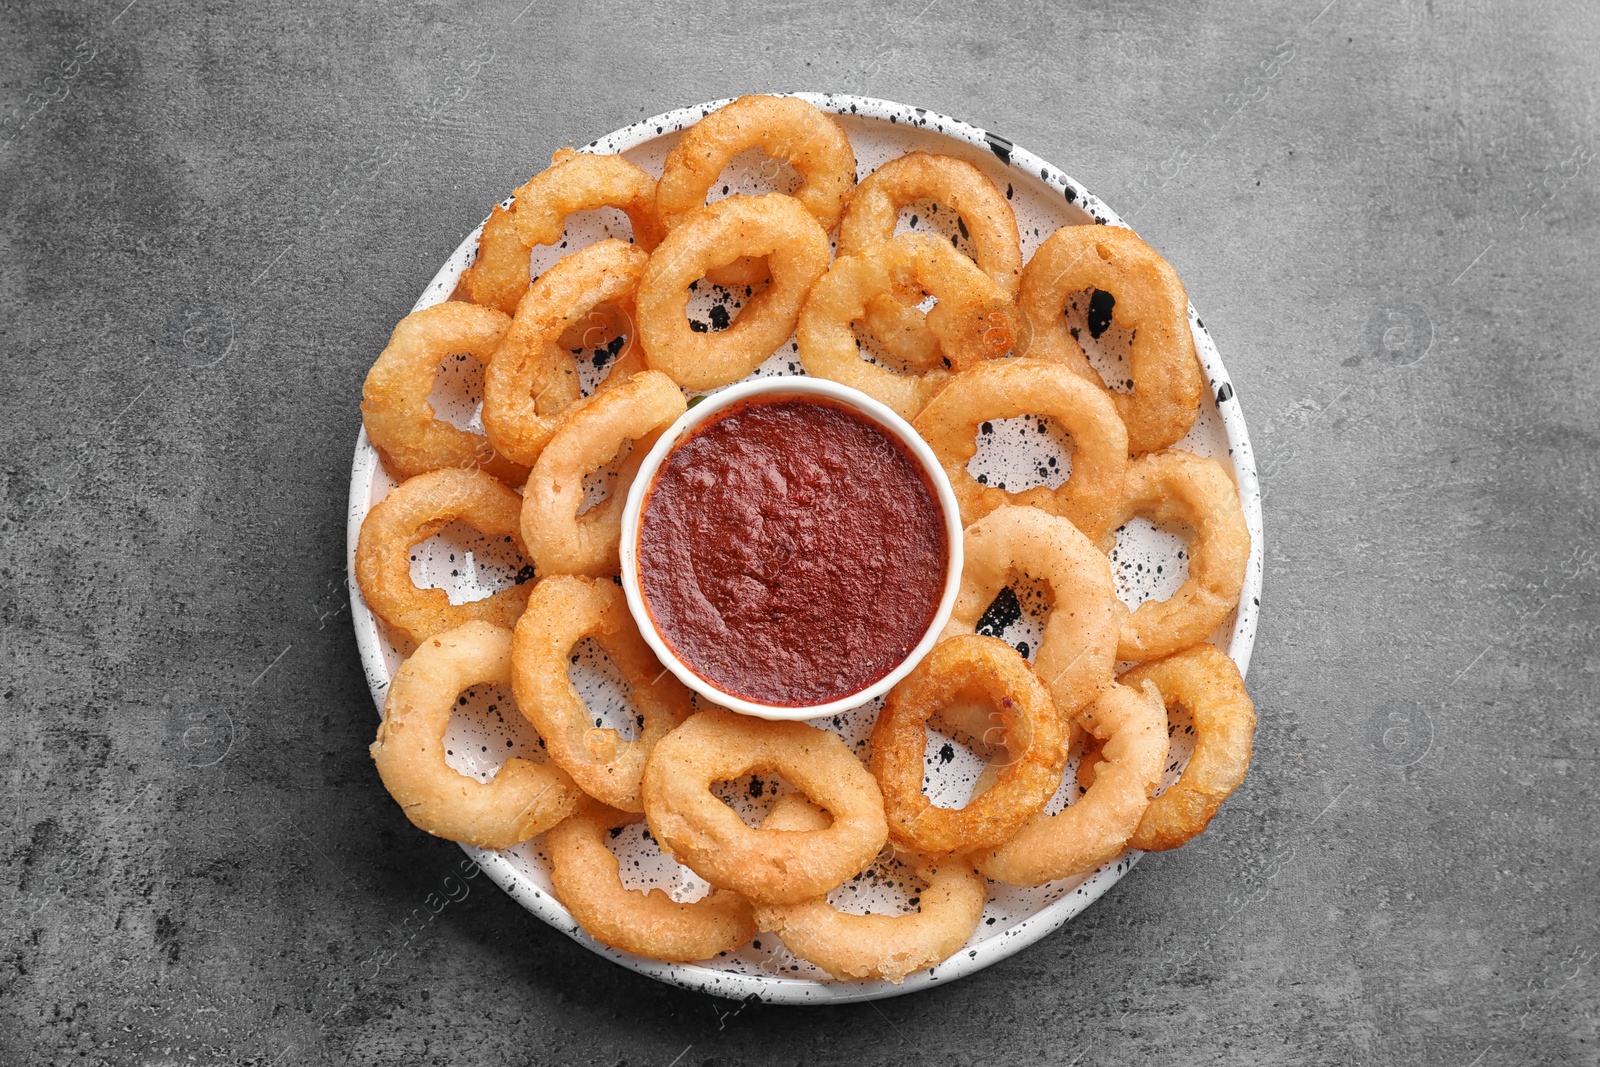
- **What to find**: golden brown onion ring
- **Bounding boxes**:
[510,574,692,812]
[355,467,533,646]
[520,370,686,578]
[547,801,755,962]
[458,149,663,315]
[1112,449,1250,662]
[641,710,888,904]
[369,621,579,849]
[636,194,829,389]
[911,357,1129,542]
[839,152,1022,367]
[798,233,1020,420]
[1018,225,1203,453]
[870,634,1065,855]
[753,796,986,983]
[1119,643,1255,851]
[481,239,649,468]
[941,505,1117,716]
[360,301,526,486]
[656,95,855,287]
[974,681,1168,887]
[840,152,1022,293]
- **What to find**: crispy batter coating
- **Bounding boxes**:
[482,239,652,468]
[976,681,1168,887]
[1111,449,1250,661]
[637,194,829,390]
[656,94,855,287]
[940,505,1118,715]
[1018,225,1203,453]
[360,301,525,486]
[369,622,578,848]
[754,796,985,983]
[520,370,685,578]
[871,635,1066,855]
[839,152,1021,368]
[1119,643,1255,851]
[510,575,691,812]
[641,710,887,904]
[458,149,662,315]
[355,467,533,646]
[798,233,1019,420]
[548,801,755,962]
[913,358,1129,542]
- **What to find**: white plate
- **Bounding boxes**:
[346,93,1264,1004]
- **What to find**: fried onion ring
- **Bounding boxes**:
[1119,643,1255,851]
[369,621,579,849]
[974,680,1168,886]
[636,194,829,389]
[547,801,755,962]
[1018,225,1204,453]
[1112,449,1250,662]
[641,710,887,904]
[458,149,663,315]
[360,301,526,486]
[839,152,1022,368]
[355,467,533,646]
[520,370,686,578]
[941,505,1117,715]
[482,239,650,467]
[510,575,692,812]
[797,234,1020,420]
[752,796,986,983]
[656,94,855,287]
[912,357,1130,542]
[870,634,1064,854]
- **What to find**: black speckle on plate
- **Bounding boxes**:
[1087,289,1115,339]
[984,131,1013,164]
[975,586,1023,637]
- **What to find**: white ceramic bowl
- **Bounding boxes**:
[618,376,965,721]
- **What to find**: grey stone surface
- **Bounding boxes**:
[2,0,1597,1063]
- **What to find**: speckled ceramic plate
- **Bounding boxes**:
[346,94,1264,1004]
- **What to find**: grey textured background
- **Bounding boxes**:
[3,0,1598,1063]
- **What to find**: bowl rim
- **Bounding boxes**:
[617,375,966,721]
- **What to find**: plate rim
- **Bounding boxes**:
[345,91,1265,1004]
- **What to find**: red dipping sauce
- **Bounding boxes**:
[636,395,948,707]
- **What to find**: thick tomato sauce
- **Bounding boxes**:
[637,395,947,706]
